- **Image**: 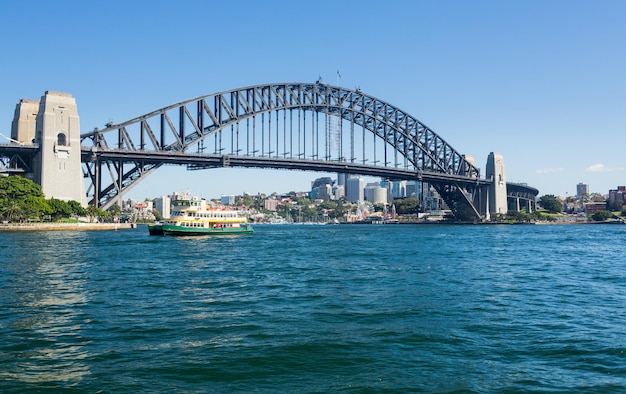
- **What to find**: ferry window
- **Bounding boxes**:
[57,133,67,146]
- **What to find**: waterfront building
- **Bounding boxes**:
[584,202,608,212]
[423,184,444,212]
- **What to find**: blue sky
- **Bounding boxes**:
[1,0,625,200]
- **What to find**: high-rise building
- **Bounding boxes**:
[576,183,589,199]
[154,195,172,218]
[337,173,348,187]
[406,181,421,198]
[609,186,625,210]
[346,176,364,203]
[333,184,345,200]
[364,183,388,204]
[391,181,407,199]
[221,195,235,205]
[315,184,333,201]
[311,177,333,190]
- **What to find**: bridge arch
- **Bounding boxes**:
[81,82,485,217]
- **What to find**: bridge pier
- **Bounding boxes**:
[482,152,507,220]
[29,91,87,206]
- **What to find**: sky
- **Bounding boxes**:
[1,0,625,200]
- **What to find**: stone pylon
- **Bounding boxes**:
[32,91,87,206]
[484,152,507,219]
[11,99,40,144]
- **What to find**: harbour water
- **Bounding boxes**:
[1,223,625,392]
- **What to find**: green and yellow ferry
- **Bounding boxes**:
[149,196,253,236]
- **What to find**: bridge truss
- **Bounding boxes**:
[81,82,487,218]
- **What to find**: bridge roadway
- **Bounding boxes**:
[0,143,38,173]
[82,147,492,187]
[0,142,538,218]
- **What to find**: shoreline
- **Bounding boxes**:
[0,222,135,231]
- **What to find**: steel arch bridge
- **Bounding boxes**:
[78,82,534,219]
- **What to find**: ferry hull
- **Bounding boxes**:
[160,224,253,236]
[148,223,164,235]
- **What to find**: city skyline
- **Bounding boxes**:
[1,1,625,200]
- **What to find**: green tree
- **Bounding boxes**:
[67,200,87,216]
[48,198,73,220]
[318,200,337,210]
[301,206,318,222]
[394,198,421,214]
[0,175,44,200]
[22,196,52,220]
[0,176,49,221]
[591,210,612,222]
[590,192,605,202]
[86,206,109,222]
[0,199,24,222]
[539,194,563,213]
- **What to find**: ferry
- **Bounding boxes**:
[149,196,253,236]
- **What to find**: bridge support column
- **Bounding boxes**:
[484,152,507,219]
[33,91,87,206]
[11,99,40,144]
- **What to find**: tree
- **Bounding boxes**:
[0,199,24,222]
[539,194,562,213]
[108,203,122,217]
[22,196,52,220]
[590,192,605,202]
[591,210,612,222]
[394,198,421,214]
[48,198,73,220]
[0,175,44,200]
[67,200,87,216]
[86,206,109,222]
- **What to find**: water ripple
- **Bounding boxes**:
[1,224,626,392]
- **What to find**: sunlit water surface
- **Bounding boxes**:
[1,224,625,392]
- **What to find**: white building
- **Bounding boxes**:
[154,195,172,218]
[364,183,388,204]
[333,184,345,200]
